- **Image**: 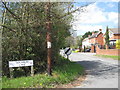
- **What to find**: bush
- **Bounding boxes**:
[116,39,120,49]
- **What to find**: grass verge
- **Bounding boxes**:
[2,56,85,88]
[95,55,120,60]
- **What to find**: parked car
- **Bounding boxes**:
[85,49,91,52]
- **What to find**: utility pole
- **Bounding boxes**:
[45,1,52,76]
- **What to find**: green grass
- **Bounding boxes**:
[95,55,120,60]
[0,78,1,89]
[2,57,85,88]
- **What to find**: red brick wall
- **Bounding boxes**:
[89,33,104,45]
[91,45,95,53]
[96,33,104,45]
[96,46,120,56]
[89,38,96,44]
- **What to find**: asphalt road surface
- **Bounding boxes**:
[68,52,119,88]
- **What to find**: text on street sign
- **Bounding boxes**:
[9,60,33,67]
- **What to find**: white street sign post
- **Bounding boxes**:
[9,60,34,78]
[64,47,72,59]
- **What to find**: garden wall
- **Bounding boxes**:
[96,46,120,56]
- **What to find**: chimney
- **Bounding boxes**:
[99,29,102,32]
[92,32,95,35]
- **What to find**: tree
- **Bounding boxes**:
[65,36,75,47]
[1,2,74,77]
[116,39,120,49]
[76,35,83,52]
[82,31,98,39]
[105,26,110,49]
[82,31,92,39]
[1,2,92,77]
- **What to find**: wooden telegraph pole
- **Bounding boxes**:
[45,1,52,76]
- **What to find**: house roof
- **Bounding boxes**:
[89,32,102,39]
[109,28,120,34]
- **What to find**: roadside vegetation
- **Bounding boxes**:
[2,56,85,88]
[1,2,89,88]
[95,55,120,60]
[1,2,74,77]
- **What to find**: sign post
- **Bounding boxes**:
[31,66,34,76]
[9,60,34,78]
[9,67,13,78]
[64,47,72,59]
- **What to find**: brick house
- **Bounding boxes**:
[108,28,120,46]
[82,28,119,53]
[96,28,120,56]
[102,28,120,49]
[88,29,104,53]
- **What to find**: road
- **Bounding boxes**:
[69,52,119,88]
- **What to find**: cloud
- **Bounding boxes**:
[73,3,107,24]
[73,24,103,35]
[107,12,118,24]
[72,2,118,35]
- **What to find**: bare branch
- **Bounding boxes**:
[51,2,93,22]
[0,24,16,32]
[59,3,92,19]
[2,2,22,22]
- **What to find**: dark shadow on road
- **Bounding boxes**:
[72,60,119,77]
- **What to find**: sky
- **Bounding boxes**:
[71,1,119,36]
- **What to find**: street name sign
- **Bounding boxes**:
[9,60,33,67]
[9,60,34,78]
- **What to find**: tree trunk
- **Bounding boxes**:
[45,1,52,76]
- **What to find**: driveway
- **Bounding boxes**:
[69,52,119,88]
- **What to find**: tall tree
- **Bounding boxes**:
[105,26,110,48]
[1,2,74,77]
[1,2,92,77]
[76,35,83,52]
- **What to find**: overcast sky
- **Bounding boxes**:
[72,1,118,36]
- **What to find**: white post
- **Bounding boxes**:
[31,66,34,76]
[10,67,13,78]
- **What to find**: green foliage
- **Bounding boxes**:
[82,31,92,39]
[2,56,85,88]
[77,35,83,46]
[105,26,110,46]
[1,2,73,77]
[82,31,98,39]
[64,36,75,47]
[76,35,83,51]
[116,39,120,49]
